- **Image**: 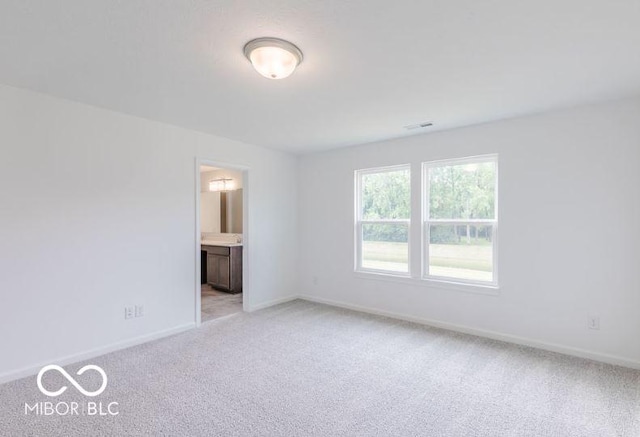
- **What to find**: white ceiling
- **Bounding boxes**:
[1,1,639,154]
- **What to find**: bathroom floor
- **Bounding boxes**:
[201,284,243,322]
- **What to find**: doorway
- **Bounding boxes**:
[196,160,248,324]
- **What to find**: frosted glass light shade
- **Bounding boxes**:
[244,38,303,80]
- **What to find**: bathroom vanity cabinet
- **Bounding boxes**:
[202,244,243,294]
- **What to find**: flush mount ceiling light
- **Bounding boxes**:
[243,37,303,80]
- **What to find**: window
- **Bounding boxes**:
[355,165,411,275]
[423,155,498,285]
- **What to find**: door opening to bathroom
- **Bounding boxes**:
[197,163,247,324]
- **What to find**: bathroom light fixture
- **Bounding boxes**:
[209,178,235,192]
[243,37,303,80]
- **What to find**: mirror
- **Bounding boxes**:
[200,166,243,234]
[220,190,243,233]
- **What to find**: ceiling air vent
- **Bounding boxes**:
[404,122,433,130]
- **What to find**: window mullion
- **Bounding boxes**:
[359,219,410,224]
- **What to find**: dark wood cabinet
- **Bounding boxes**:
[201,250,207,284]
[202,245,242,293]
[207,253,230,289]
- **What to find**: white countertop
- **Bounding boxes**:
[201,240,243,247]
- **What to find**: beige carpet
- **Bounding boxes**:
[1,300,639,436]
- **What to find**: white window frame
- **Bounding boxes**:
[422,155,498,287]
[355,164,411,277]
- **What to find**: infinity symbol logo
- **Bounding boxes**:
[37,365,108,397]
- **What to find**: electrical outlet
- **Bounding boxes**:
[312,276,318,285]
[588,315,600,330]
[124,306,134,320]
[135,305,144,318]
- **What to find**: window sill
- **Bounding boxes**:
[353,271,500,296]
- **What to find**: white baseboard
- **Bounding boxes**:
[0,322,196,385]
[4,295,637,385]
[298,294,640,370]
[245,295,298,312]
[1,295,295,385]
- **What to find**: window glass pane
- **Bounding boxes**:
[428,224,493,282]
[361,169,410,220]
[362,223,408,273]
[429,161,495,219]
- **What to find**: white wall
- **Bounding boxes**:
[200,191,221,233]
[0,84,298,380]
[297,97,640,367]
